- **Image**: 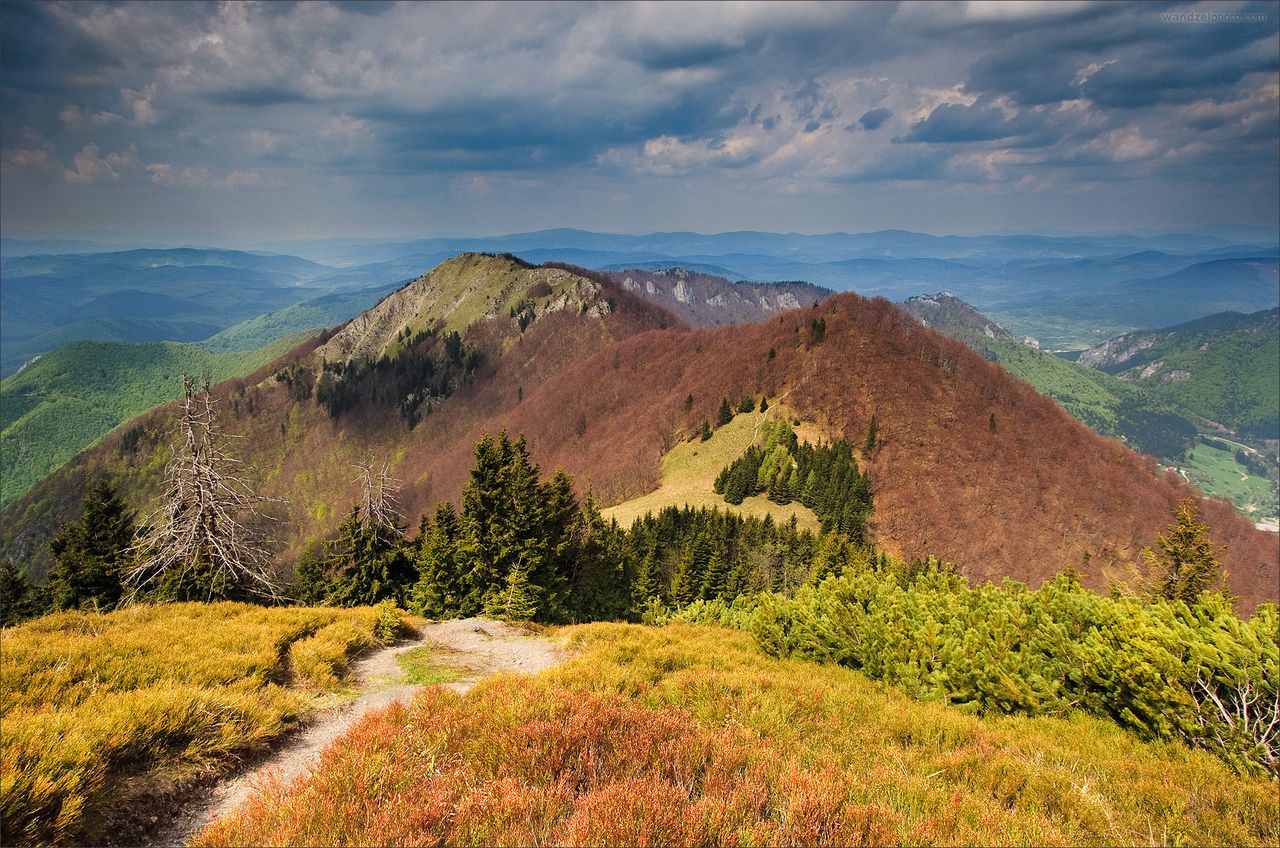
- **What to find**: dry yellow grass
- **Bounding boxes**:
[0,602,392,846]
[603,404,824,531]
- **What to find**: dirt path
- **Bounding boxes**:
[150,617,562,847]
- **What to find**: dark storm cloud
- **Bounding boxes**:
[1,1,1276,238]
[859,108,893,130]
[901,101,1047,144]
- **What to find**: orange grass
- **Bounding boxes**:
[198,623,1279,847]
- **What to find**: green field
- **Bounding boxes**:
[602,405,822,532]
[1180,441,1279,522]
[0,335,308,508]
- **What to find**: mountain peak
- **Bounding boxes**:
[316,253,610,365]
[901,291,1012,347]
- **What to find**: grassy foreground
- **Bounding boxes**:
[603,405,823,532]
[199,622,1277,847]
[0,602,391,846]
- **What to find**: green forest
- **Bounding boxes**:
[0,337,304,508]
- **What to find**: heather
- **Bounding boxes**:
[197,623,1280,847]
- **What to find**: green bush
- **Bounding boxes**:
[742,560,1279,777]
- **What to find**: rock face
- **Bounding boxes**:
[609,268,831,327]
[318,253,609,365]
[900,291,1012,350]
[1077,332,1160,370]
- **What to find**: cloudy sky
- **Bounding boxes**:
[2,0,1277,242]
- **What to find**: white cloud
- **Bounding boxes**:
[123,84,160,124]
[147,163,262,189]
[222,169,262,188]
[59,104,124,128]
[963,1,1093,21]
[62,143,138,183]
[247,130,284,155]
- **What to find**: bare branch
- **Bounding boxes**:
[125,376,283,602]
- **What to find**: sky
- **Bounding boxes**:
[2,0,1278,242]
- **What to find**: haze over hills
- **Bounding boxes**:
[5,228,1275,378]
[0,249,330,376]
[4,253,1274,612]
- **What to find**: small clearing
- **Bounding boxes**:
[150,617,562,847]
[603,403,824,530]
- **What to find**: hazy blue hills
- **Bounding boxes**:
[0,248,337,376]
[4,228,1277,376]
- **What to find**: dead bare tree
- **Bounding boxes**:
[125,376,281,602]
[1183,673,1280,777]
[353,458,404,535]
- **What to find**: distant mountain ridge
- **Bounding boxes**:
[606,268,831,327]
[1079,307,1280,439]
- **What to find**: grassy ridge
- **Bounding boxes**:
[602,406,823,532]
[0,335,307,509]
[198,623,1278,847]
[0,602,391,845]
[1106,309,1280,437]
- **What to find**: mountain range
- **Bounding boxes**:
[3,253,1274,612]
[5,228,1275,379]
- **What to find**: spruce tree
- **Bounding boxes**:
[412,502,463,618]
[0,561,33,625]
[863,414,879,458]
[457,434,510,613]
[486,557,540,622]
[699,421,713,441]
[46,479,134,612]
[632,549,662,608]
[534,469,578,621]
[324,461,415,608]
[717,397,734,426]
[671,534,711,607]
[701,552,729,600]
[1144,499,1226,604]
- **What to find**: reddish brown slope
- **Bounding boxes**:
[493,294,1277,610]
